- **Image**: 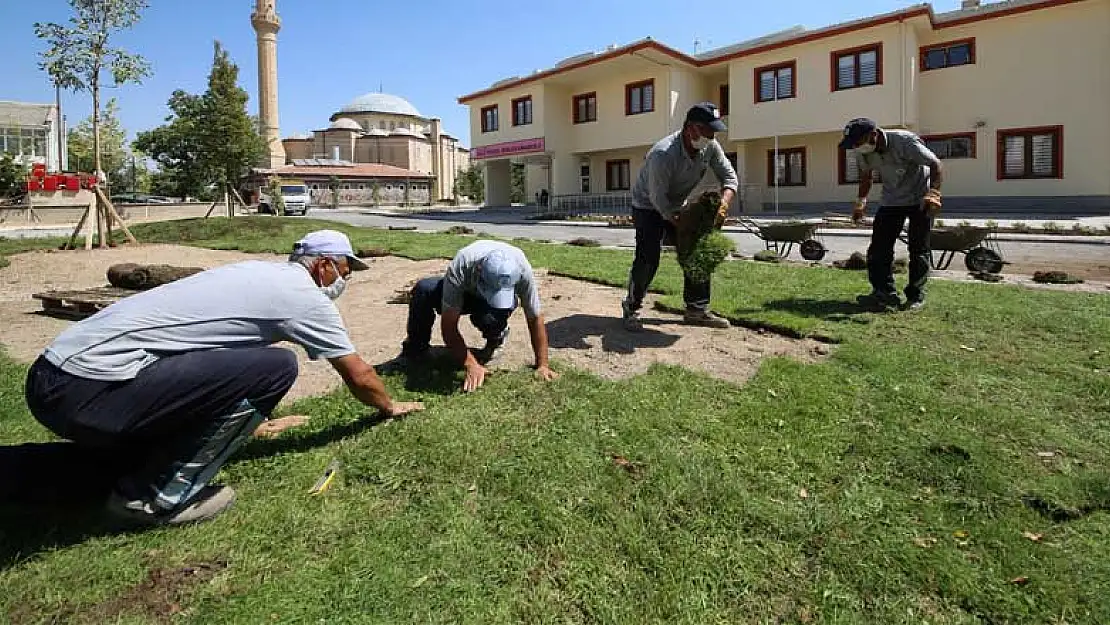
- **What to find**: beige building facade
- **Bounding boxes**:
[459,0,1110,214]
[281,93,471,203]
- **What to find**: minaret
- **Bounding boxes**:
[251,0,286,168]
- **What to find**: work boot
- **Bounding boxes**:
[683,309,731,328]
[106,485,236,527]
[621,300,644,332]
[856,291,901,312]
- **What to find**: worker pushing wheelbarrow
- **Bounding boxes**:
[733,217,829,261]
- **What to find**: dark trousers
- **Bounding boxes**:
[624,208,710,313]
[24,347,298,513]
[402,277,513,353]
[868,205,933,303]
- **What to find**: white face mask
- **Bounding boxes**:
[855,142,876,155]
[319,259,347,300]
[691,136,710,151]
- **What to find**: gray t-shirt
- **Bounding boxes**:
[442,240,542,319]
[43,261,357,382]
[631,131,739,219]
[856,129,940,207]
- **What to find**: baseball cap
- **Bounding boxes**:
[685,102,727,132]
[838,117,878,149]
[477,250,522,310]
[292,230,369,271]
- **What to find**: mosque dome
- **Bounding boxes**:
[364,128,390,137]
[338,92,422,118]
[390,127,421,138]
[328,117,363,131]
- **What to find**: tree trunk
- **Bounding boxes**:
[92,78,106,248]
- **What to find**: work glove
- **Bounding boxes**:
[851,198,867,224]
[921,188,942,217]
[715,199,730,229]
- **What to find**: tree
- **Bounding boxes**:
[133,90,211,200]
[510,163,526,204]
[35,0,152,182]
[265,175,286,215]
[67,98,128,182]
[0,154,28,202]
[455,165,484,204]
[197,41,264,190]
[328,175,341,209]
[133,43,262,201]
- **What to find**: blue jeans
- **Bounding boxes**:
[402,277,514,354]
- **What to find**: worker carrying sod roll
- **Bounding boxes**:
[620,102,740,332]
[673,191,737,285]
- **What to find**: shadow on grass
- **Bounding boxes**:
[743,298,874,324]
[546,313,680,355]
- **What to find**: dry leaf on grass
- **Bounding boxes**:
[610,454,643,476]
[914,536,938,548]
[1010,576,1030,586]
[799,488,809,499]
[953,530,970,539]
[959,345,977,352]
[1022,531,1044,542]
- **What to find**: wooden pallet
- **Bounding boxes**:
[33,286,141,320]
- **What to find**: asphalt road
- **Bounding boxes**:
[310,210,1110,278]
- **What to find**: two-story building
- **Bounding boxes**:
[458,0,1110,214]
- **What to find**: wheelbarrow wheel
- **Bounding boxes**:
[800,239,827,261]
[965,246,1004,274]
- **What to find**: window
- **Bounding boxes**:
[920,38,975,71]
[832,44,882,91]
[625,80,654,115]
[512,96,533,126]
[997,126,1062,180]
[838,148,883,185]
[573,92,597,124]
[606,159,631,191]
[719,85,730,116]
[580,163,590,193]
[481,105,499,133]
[767,148,806,187]
[755,61,796,102]
[922,133,976,159]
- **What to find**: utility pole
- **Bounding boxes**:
[55,82,64,172]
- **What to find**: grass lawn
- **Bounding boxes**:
[1,217,1108,624]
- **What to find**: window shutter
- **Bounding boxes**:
[1032,134,1054,176]
[760,71,775,101]
[777,67,793,98]
[838,56,855,89]
[859,51,878,85]
[788,152,803,183]
[1003,136,1025,177]
[643,84,654,111]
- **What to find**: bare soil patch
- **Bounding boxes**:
[0,245,826,404]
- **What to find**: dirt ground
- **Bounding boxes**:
[0,245,826,405]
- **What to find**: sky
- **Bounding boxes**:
[1,0,970,149]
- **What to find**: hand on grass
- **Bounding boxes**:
[387,401,424,418]
[534,364,559,382]
[253,415,309,439]
[463,362,487,392]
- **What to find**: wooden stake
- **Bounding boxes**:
[64,206,91,251]
[203,200,220,218]
[94,187,138,245]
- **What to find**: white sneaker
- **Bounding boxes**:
[106,485,236,527]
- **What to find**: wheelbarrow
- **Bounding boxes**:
[734,217,828,261]
[900,225,1006,273]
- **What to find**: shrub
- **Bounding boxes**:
[444,225,474,235]
[1042,221,1061,234]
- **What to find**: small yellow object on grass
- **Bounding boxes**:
[308,459,342,496]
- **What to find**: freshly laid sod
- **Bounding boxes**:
[1,218,1108,624]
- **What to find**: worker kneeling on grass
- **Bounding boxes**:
[23,230,423,527]
[399,240,559,392]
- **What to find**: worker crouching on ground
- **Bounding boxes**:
[622,102,739,331]
[399,240,559,392]
[23,230,423,527]
[840,117,944,312]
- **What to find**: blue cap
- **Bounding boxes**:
[838,117,877,149]
[292,230,369,270]
[477,250,522,309]
[686,102,728,132]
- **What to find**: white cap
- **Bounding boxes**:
[292,230,369,271]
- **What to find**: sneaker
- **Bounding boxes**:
[479,327,510,363]
[106,485,236,527]
[856,292,901,312]
[621,300,644,332]
[683,309,731,329]
[902,299,926,312]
